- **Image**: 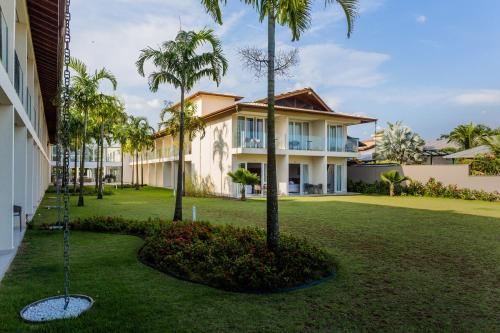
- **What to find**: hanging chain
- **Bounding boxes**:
[55,111,62,226]
[61,0,72,310]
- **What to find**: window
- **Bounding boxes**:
[0,7,8,72]
[288,121,309,150]
[236,116,265,148]
[14,52,23,99]
[328,125,344,152]
[336,164,343,192]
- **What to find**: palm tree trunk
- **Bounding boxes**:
[73,140,78,193]
[241,186,246,201]
[135,150,139,190]
[266,8,279,252]
[141,154,144,186]
[132,154,135,186]
[120,147,124,188]
[95,139,99,191]
[97,125,104,199]
[78,109,88,207]
[173,86,185,221]
[389,183,394,197]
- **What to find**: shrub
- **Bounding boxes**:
[46,185,114,196]
[350,178,500,202]
[139,221,336,292]
[69,216,167,237]
[184,177,215,198]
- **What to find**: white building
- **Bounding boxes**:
[50,143,123,183]
[128,88,376,197]
[0,0,62,260]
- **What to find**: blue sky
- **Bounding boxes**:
[72,0,500,140]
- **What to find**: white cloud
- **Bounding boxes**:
[453,90,500,106]
[416,15,427,24]
[294,43,390,88]
[120,94,164,124]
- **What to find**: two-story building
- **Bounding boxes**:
[0,0,62,267]
[130,88,376,197]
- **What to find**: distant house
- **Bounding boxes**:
[443,145,492,161]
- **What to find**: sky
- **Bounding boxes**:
[71,0,500,140]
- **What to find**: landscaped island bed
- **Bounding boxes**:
[0,187,499,332]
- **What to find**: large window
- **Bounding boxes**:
[14,52,23,100]
[288,121,309,150]
[236,116,265,148]
[0,7,8,72]
[336,164,343,192]
[327,125,344,152]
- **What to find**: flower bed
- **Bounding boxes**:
[138,221,336,292]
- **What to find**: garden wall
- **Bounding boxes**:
[348,164,500,193]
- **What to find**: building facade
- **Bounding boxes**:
[0,0,62,254]
[128,88,376,197]
[50,143,123,184]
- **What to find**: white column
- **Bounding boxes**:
[14,125,27,228]
[26,138,34,217]
[0,106,14,251]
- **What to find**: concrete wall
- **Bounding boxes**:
[348,164,500,193]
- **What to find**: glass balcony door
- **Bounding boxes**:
[328,125,344,152]
[237,116,265,148]
[288,121,309,150]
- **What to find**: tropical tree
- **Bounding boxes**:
[136,29,227,221]
[113,118,131,188]
[139,124,155,187]
[375,121,425,164]
[228,168,260,201]
[68,107,84,193]
[481,132,500,156]
[69,58,117,206]
[201,0,358,252]
[159,101,206,194]
[380,170,408,197]
[440,123,492,150]
[94,95,126,198]
[127,116,154,190]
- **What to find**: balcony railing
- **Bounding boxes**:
[288,135,324,151]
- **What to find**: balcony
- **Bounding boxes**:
[288,135,324,151]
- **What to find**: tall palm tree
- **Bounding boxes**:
[94,95,126,199]
[159,101,206,194]
[128,116,154,190]
[136,29,227,221]
[68,107,84,193]
[201,0,358,251]
[441,123,492,150]
[69,58,117,206]
[113,118,131,188]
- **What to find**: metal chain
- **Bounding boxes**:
[55,115,62,226]
[61,0,72,310]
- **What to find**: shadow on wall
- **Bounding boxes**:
[213,124,229,195]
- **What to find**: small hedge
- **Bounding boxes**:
[348,178,500,202]
[46,185,114,196]
[139,221,336,292]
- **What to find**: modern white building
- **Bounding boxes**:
[128,88,376,197]
[50,143,123,184]
[0,0,62,262]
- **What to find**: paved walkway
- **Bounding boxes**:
[0,226,25,283]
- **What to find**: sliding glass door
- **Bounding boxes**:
[237,116,265,148]
[289,121,309,150]
[328,125,344,152]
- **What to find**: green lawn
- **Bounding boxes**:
[1,187,499,332]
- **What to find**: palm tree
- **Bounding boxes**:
[94,95,126,199]
[113,119,131,188]
[128,116,154,190]
[201,0,358,251]
[381,170,408,197]
[481,133,500,156]
[159,101,206,194]
[136,29,228,221]
[68,108,84,193]
[69,58,117,206]
[228,168,260,201]
[375,121,425,164]
[440,123,492,150]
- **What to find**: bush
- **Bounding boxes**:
[139,221,336,292]
[46,185,114,196]
[350,178,500,202]
[69,216,167,237]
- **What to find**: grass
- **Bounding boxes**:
[0,186,499,332]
